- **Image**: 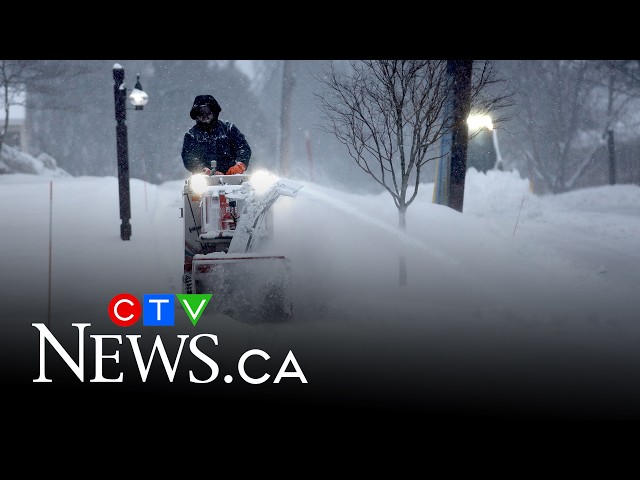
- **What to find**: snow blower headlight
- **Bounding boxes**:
[250,169,279,195]
[189,174,210,195]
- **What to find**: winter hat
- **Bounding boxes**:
[189,95,222,120]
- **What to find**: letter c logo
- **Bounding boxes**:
[108,293,142,327]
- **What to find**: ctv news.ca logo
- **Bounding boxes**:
[32,292,308,385]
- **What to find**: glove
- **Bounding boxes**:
[226,162,246,175]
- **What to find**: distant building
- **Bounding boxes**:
[4,117,29,152]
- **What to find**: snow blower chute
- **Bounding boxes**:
[181,170,302,322]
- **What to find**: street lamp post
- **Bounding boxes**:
[112,63,149,240]
[491,126,504,170]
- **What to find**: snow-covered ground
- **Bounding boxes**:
[2,168,640,419]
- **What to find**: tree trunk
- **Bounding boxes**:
[608,128,616,185]
[398,207,407,286]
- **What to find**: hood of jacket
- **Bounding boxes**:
[189,94,222,120]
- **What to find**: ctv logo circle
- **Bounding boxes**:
[108,293,142,327]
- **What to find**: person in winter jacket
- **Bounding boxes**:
[181,95,251,175]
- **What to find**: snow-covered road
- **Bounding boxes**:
[3,169,640,419]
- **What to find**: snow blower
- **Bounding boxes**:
[181,169,302,322]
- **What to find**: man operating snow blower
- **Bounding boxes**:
[181,94,251,176]
[180,94,302,323]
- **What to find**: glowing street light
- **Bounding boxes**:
[129,74,149,111]
[467,113,493,132]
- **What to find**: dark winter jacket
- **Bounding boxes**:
[182,95,251,174]
[181,120,252,174]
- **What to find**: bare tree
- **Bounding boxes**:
[497,60,637,193]
[0,60,38,150]
[316,60,509,285]
[588,61,640,185]
[600,60,640,96]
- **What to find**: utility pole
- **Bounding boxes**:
[448,60,473,213]
[279,60,295,176]
[305,130,314,181]
[606,72,616,186]
[432,60,473,212]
